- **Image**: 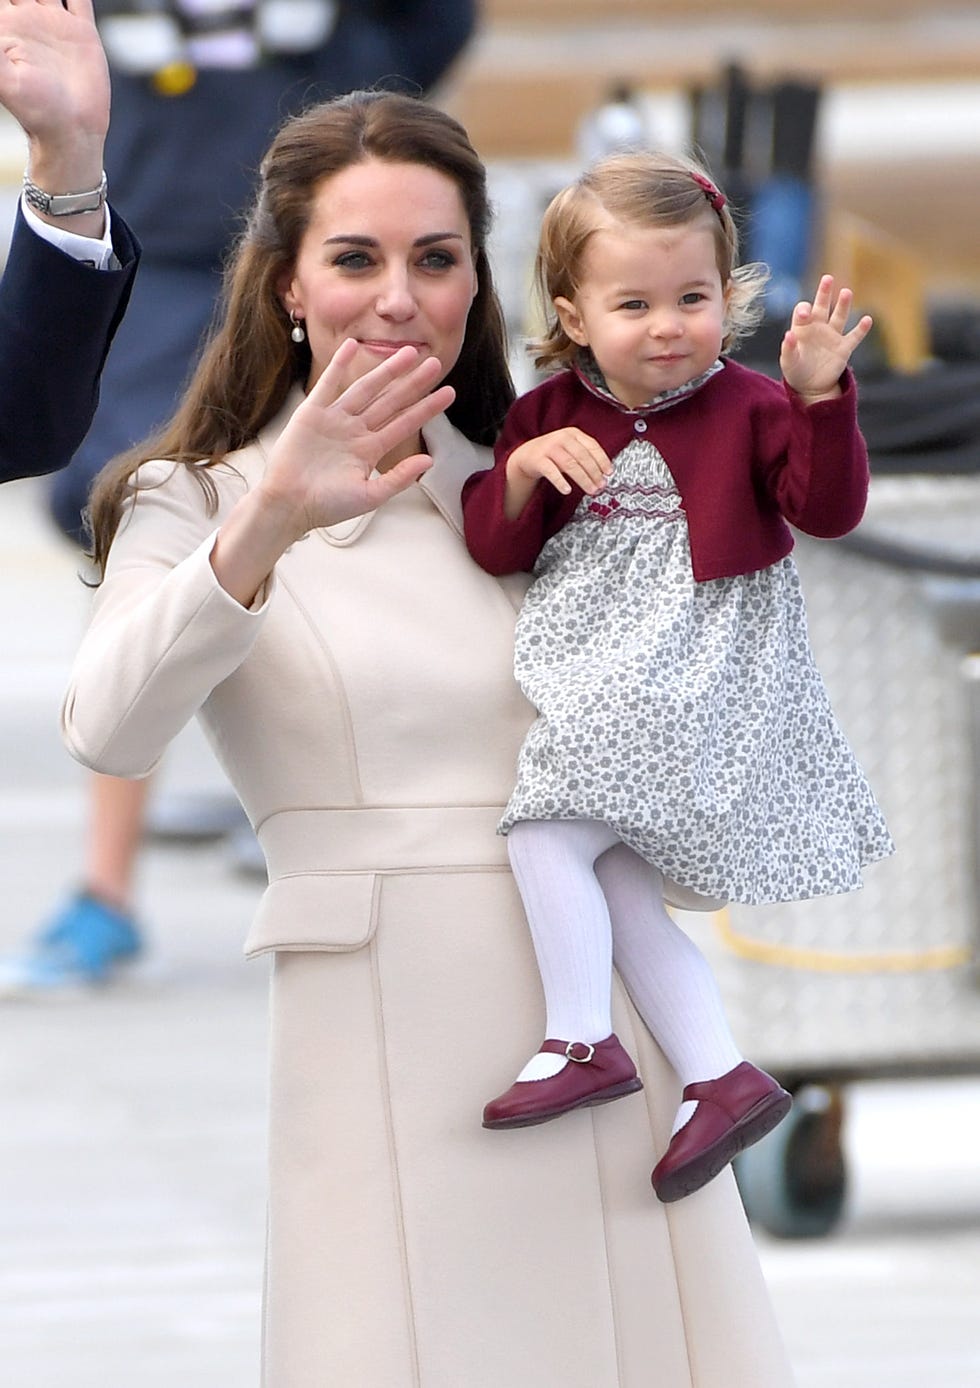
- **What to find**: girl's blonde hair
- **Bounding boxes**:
[532,151,769,371]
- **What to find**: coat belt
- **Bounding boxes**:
[259,806,511,879]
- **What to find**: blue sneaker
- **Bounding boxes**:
[0,891,142,997]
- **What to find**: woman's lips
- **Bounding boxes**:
[359,339,427,356]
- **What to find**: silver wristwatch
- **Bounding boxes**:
[22,171,108,217]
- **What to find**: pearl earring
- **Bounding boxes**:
[289,310,306,344]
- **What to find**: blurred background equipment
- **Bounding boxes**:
[96,0,339,76]
[576,79,655,164]
[690,62,822,329]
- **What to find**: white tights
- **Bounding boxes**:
[506,819,743,1130]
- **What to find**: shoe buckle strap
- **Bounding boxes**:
[540,1038,596,1064]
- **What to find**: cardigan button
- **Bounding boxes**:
[634,418,648,433]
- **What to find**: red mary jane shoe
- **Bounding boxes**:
[483,1034,643,1130]
[651,1061,792,1203]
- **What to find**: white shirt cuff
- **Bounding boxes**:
[20,196,118,271]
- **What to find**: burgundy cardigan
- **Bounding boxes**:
[461,359,869,582]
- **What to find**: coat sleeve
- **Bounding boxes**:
[0,206,139,484]
[461,389,582,575]
[60,461,272,779]
[755,369,870,539]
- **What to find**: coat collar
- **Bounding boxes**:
[254,387,486,548]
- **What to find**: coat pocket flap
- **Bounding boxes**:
[244,873,378,957]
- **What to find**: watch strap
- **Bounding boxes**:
[22,171,108,218]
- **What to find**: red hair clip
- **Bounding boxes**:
[690,172,727,214]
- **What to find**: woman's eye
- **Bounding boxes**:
[334,251,373,270]
[420,249,457,270]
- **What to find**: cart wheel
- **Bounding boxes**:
[733,1083,847,1239]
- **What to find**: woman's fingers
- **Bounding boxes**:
[298,341,454,467]
[326,342,441,420]
[309,339,451,424]
[303,337,364,406]
[371,383,456,458]
[363,452,435,507]
[357,356,449,433]
[303,339,435,416]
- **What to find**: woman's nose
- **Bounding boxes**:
[376,273,416,319]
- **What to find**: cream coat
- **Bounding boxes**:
[62,391,794,1388]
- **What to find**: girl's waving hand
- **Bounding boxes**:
[780,275,873,404]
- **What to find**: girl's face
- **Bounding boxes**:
[555,218,730,407]
[281,157,479,396]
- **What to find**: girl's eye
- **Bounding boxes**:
[680,292,705,305]
[620,299,646,311]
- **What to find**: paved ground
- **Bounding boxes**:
[0,476,268,1385]
[3,468,980,1386]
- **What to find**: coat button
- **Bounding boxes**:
[634,418,648,433]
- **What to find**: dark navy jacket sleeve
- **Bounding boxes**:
[324,0,476,98]
[0,206,139,484]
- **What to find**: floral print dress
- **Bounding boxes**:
[499,372,894,906]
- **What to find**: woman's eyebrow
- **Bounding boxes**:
[322,232,465,247]
[414,232,465,246]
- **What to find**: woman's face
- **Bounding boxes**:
[281,157,479,396]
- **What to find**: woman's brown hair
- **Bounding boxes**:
[532,150,769,372]
[89,89,514,575]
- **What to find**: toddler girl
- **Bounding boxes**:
[462,152,893,1202]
